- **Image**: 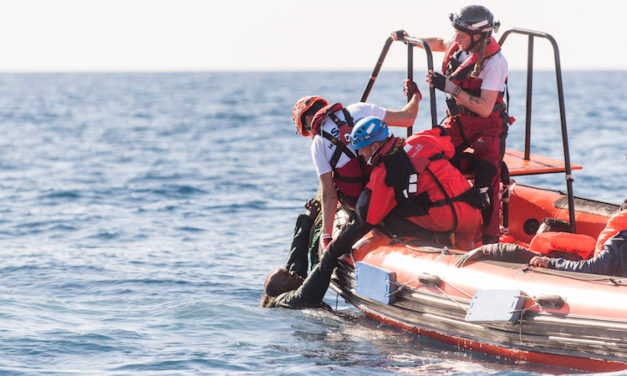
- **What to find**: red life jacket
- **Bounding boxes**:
[311,103,370,209]
[529,232,596,260]
[370,129,479,232]
[595,210,627,256]
[442,37,513,135]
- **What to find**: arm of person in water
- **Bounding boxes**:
[272,252,336,309]
[273,212,373,309]
[284,199,320,278]
[530,230,627,277]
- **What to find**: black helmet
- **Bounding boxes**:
[450,5,498,35]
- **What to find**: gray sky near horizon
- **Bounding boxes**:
[1,0,625,72]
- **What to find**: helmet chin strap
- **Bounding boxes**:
[464,32,489,52]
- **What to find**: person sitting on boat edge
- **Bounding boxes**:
[457,201,627,277]
[291,79,421,251]
[395,4,513,244]
[348,116,483,250]
[529,202,627,277]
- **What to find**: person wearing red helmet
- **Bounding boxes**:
[396,5,512,244]
[292,80,421,249]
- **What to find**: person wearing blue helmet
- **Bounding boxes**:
[292,80,421,252]
[348,116,482,250]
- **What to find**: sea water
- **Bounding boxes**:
[0,71,624,376]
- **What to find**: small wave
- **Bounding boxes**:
[38,190,82,200]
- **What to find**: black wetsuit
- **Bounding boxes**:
[271,211,371,309]
[284,214,314,279]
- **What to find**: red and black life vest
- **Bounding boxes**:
[311,103,370,209]
[442,37,513,137]
[371,130,481,232]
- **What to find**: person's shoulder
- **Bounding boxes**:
[345,102,372,112]
[345,102,386,121]
[311,135,326,155]
[487,51,508,68]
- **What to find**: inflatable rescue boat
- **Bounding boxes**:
[329,29,627,372]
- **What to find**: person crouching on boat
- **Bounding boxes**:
[396,5,512,244]
[348,117,483,250]
[529,202,627,277]
[291,80,421,250]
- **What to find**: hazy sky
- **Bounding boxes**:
[1,0,625,72]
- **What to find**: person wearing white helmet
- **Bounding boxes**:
[395,5,512,245]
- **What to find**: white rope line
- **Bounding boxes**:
[387,278,421,297]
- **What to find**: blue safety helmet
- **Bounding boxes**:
[348,116,389,150]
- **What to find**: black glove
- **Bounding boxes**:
[428,71,457,94]
[391,30,407,41]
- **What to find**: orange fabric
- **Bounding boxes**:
[365,132,481,250]
[529,232,596,260]
[499,234,529,249]
[594,210,627,256]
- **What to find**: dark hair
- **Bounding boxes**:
[260,293,276,308]
[301,100,327,130]
[537,218,572,234]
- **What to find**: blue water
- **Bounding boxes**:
[0,71,624,376]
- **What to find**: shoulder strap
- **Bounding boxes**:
[321,130,357,169]
[311,103,344,135]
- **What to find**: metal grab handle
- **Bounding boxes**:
[360,34,438,135]
[498,28,576,233]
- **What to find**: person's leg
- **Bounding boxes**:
[472,134,503,243]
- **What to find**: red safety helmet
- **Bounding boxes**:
[292,96,328,136]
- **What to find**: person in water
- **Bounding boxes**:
[396,5,512,244]
[291,80,421,250]
[347,116,482,250]
[260,198,366,309]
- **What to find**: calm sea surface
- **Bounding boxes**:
[0,71,624,375]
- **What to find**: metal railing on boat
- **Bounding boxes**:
[360,28,578,232]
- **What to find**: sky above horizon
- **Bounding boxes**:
[1,0,626,72]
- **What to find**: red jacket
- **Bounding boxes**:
[365,129,482,249]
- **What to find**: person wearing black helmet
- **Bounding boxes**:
[395,5,512,245]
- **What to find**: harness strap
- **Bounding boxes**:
[334,174,367,184]
[425,167,458,232]
[429,186,482,209]
[322,130,358,168]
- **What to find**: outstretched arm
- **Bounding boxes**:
[383,80,421,127]
[390,31,447,52]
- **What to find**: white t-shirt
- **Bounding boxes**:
[457,50,508,92]
[311,102,386,176]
